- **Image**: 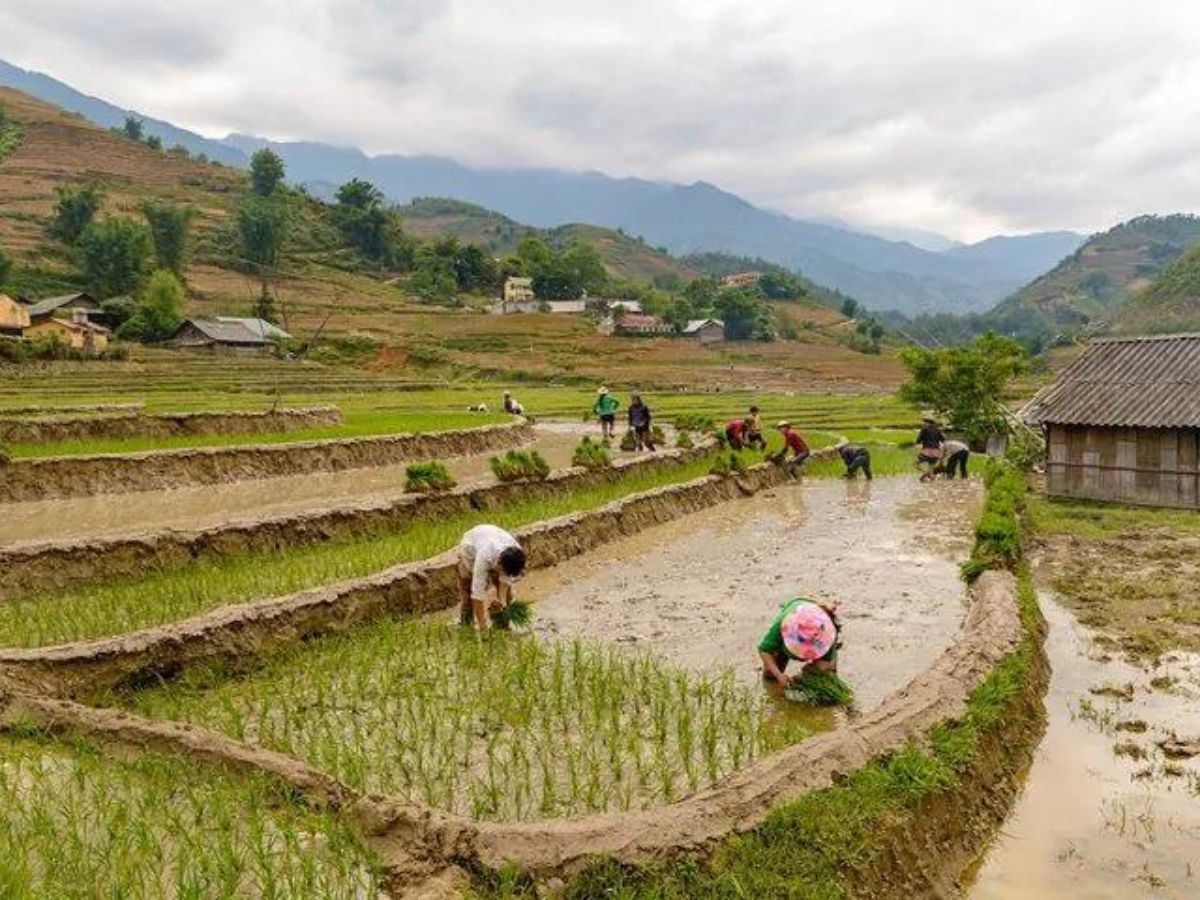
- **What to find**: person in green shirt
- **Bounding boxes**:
[757,597,841,687]
[593,386,621,440]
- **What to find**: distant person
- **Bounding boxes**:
[935,439,971,480]
[916,417,944,475]
[628,392,656,451]
[771,421,811,474]
[836,439,872,480]
[457,524,527,629]
[725,418,750,450]
[502,390,524,416]
[745,405,767,450]
[593,386,620,440]
[758,598,842,687]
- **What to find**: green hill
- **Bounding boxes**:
[1114,241,1200,333]
[988,214,1200,338]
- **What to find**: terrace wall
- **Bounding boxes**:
[0,421,532,502]
[0,405,344,445]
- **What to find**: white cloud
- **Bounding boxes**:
[4,0,1200,240]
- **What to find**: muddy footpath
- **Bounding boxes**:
[0,422,594,547]
[968,593,1200,899]
[522,475,982,710]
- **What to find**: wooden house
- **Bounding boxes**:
[0,294,31,336]
[24,314,110,354]
[1023,333,1200,509]
[683,318,726,344]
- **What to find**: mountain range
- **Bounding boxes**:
[0,57,1085,316]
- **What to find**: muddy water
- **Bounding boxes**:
[0,422,605,547]
[521,476,981,710]
[968,594,1200,899]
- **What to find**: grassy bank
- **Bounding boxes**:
[127,620,813,821]
[474,460,1039,898]
[0,730,383,898]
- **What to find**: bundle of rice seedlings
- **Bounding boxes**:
[786,670,854,707]
[490,449,552,482]
[650,424,666,445]
[675,431,694,449]
[492,598,533,629]
[404,461,456,493]
[573,437,613,469]
[619,430,638,452]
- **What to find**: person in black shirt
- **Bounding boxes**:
[916,417,944,475]
[628,392,655,451]
[836,440,872,480]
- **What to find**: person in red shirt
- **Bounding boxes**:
[724,418,750,450]
[771,421,811,474]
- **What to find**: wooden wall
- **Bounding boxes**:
[1046,425,1200,509]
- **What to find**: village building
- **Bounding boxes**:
[0,294,31,336]
[613,313,674,336]
[503,276,535,304]
[682,318,726,344]
[720,271,762,288]
[170,318,291,354]
[24,311,110,354]
[24,292,109,326]
[1023,333,1200,509]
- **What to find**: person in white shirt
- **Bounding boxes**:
[457,524,527,628]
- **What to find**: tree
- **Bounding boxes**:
[252,288,278,324]
[249,148,285,196]
[335,178,384,210]
[758,270,805,300]
[145,134,162,151]
[237,196,290,286]
[0,247,11,287]
[410,248,457,303]
[841,297,859,319]
[117,269,185,342]
[77,218,153,298]
[47,183,105,244]
[533,241,607,299]
[122,116,144,142]
[714,286,774,341]
[899,333,1027,443]
[140,201,195,275]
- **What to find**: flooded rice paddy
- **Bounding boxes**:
[968,592,1200,899]
[521,475,982,710]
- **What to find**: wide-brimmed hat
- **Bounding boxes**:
[781,603,837,661]
[598,386,609,395]
[835,437,850,448]
[776,421,791,429]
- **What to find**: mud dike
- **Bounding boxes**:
[0,446,1035,896]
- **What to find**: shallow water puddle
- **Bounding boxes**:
[521,475,981,710]
[0,422,593,546]
[968,594,1200,899]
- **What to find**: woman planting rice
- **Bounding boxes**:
[458,524,527,629]
[757,598,842,687]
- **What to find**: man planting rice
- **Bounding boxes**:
[836,439,873,480]
[769,421,811,475]
[458,524,527,629]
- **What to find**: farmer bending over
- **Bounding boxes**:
[593,386,620,440]
[836,439,872,480]
[758,598,842,687]
[915,416,944,476]
[744,405,767,450]
[770,421,811,474]
[458,524,527,629]
[724,418,750,450]
[628,392,655,451]
[502,390,524,416]
[934,438,970,480]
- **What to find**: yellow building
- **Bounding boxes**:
[0,294,31,336]
[25,317,110,354]
[503,276,535,303]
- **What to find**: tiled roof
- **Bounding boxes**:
[1023,333,1200,428]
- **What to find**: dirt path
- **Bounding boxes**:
[0,422,612,547]
[968,594,1200,899]
[520,475,981,710]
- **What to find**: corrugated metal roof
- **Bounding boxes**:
[25,293,97,317]
[214,316,292,340]
[181,319,271,345]
[1023,333,1200,428]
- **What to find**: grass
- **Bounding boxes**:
[9,408,510,458]
[126,621,812,822]
[0,730,383,898]
[1026,495,1200,539]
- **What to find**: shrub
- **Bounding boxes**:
[117,270,185,342]
[1005,428,1046,471]
[676,431,694,449]
[490,449,551,482]
[404,461,456,493]
[619,430,638,452]
[573,437,613,470]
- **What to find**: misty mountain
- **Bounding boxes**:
[0,59,246,166]
[2,58,1083,316]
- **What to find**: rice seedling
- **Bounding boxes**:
[573,436,613,469]
[675,430,693,449]
[709,451,748,476]
[0,731,384,898]
[650,424,666,446]
[492,598,534,629]
[785,670,855,707]
[490,449,552,481]
[619,430,639,451]
[404,460,457,493]
[127,620,812,822]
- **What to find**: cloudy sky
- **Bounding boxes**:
[4,0,1200,241]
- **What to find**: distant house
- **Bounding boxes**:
[682,318,726,344]
[24,292,108,326]
[503,277,535,303]
[720,271,761,288]
[0,294,31,337]
[614,313,674,336]
[170,318,291,354]
[1023,333,1200,509]
[25,312,110,355]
